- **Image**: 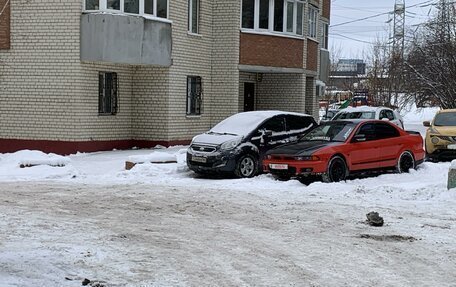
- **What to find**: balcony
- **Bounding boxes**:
[80,13,172,66]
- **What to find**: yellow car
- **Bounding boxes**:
[423,109,456,161]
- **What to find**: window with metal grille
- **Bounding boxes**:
[186,76,202,115]
[98,72,118,115]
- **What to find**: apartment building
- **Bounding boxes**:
[0,0,330,154]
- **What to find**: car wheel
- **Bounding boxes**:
[322,156,348,183]
[397,151,415,173]
[234,154,258,178]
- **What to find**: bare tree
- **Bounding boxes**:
[403,0,456,109]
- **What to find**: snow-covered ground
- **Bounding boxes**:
[1,105,455,286]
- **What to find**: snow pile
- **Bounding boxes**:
[127,151,178,164]
[20,150,70,167]
[0,150,70,167]
[401,103,439,123]
[451,159,456,169]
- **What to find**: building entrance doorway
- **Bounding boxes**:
[243,83,255,112]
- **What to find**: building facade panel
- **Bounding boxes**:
[322,0,330,20]
[240,33,304,69]
[306,39,319,72]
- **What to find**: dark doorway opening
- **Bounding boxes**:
[244,83,255,112]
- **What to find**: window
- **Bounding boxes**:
[308,5,318,38]
[273,0,284,32]
[157,0,168,18]
[296,2,303,35]
[242,0,255,29]
[107,0,120,10]
[261,116,286,133]
[124,0,139,14]
[241,0,304,36]
[286,115,315,131]
[259,0,269,29]
[187,76,202,115]
[321,22,329,49]
[85,0,100,10]
[375,123,399,139]
[99,72,118,115]
[188,0,200,34]
[144,0,154,14]
[380,110,395,121]
[356,123,376,141]
[84,0,168,18]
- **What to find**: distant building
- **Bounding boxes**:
[332,59,366,77]
[329,59,367,91]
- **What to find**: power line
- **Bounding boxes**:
[330,0,437,28]
[330,33,376,44]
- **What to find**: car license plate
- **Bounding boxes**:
[448,144,456,150]
[192,156,207,163]
[269,163,288,170]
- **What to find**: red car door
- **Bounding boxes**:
[374,122,403,167]
[346,122,381,171]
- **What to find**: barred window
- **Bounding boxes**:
[99,72,118,115]
[187,76,202,115]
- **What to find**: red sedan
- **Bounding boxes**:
[263,120,425,184]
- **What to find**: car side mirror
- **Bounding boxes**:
[353,134,366,142]
[423,121,431,127]
[259,130,273,145]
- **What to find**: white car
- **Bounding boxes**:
[332,106,404,129]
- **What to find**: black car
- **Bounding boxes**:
[186,111,317,178]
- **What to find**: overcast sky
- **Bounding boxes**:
[329,0,438,59]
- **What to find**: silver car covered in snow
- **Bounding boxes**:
[187,111,317,178]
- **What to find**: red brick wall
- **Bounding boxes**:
[306,39,318,72]
[240,33,304,69]
[322,0,330,20]
[0,0,10,49]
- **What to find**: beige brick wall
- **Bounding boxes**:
[0,1,136,141]
[255,74,306,113]
[209,0,241,124]
[305,76,319,119]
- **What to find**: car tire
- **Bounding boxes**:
[397,151,415,173]
[322,156,348,183]
[234,154,259,178]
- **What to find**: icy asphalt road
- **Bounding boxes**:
[0,181,455,287]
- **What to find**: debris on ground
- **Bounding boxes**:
[366,211,384,226]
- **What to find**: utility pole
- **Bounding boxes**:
[389,0,405,106]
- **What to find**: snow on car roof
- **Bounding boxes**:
[210,110,311,136]
[337,106,391,113]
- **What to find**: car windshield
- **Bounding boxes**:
[434,112,456,126]
[333,111,375,120]
[301,122,355,142]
